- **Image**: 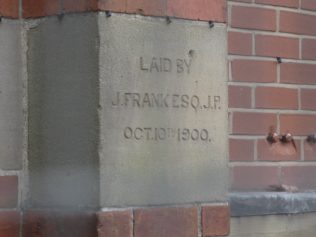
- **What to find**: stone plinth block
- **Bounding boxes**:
[99,14,228,206]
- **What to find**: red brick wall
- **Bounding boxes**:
[0,1,231,237]
[0,0,227,22]
[98,205,230,237]
[229,0,316,191]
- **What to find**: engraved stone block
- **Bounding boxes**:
[99,14,228,206]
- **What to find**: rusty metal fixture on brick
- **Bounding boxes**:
[306,134,316,144]
[276,56,282,64]
[209,21,214,28]
[166,16,172,24]
[57,13,65,21]
[105,10,112,17]
[266,127,297,155]
[266,126,278,144]
[266,127,296,147]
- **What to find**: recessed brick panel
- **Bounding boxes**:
[280,63,316,85]
[23,210,97,237]
[301,0,316,11]
[231,166,279,190]
[134,207,198,237]
[232,112,277,135]
[0,211,20,237]
[0,176,18,208]
[229,85,252,108]
[126,0,166,16]
[302,39,316,60]
[231,6,276,31]
[98,0,126,12]
[228,31,252,56]
[98,210,132,237]
[255,87,298,109]
[229,139,254,162]
[280,11,316,36]
[63,0,98,12]
[23,0,61,18]
[280,114,316,136]
[281,166,316,190]
[167,0,227,22]
[255,0,299,8]
[255,35,299,59]
[0,0,19,18]
[301,89,316,110]
[257,139,300,161]
[231,60,277,83]
[202,205,230,237]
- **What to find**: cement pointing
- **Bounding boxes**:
[0,20,23,170]
[27,14,99,208]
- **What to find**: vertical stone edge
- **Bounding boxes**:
[27,13,100,208]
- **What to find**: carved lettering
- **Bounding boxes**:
[140,56,192,74]
[111,92,222,111]
[123,127,212,142]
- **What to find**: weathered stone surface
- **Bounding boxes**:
[230,212,316,237]
[27,14,99,208]
[230,192,316,217]
[99,14,228,206]
[0,20,23,170]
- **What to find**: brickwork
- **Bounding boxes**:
[0,0,227,22]
[229,0,316,191]
[99,205,230,237]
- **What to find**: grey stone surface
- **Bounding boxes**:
[230,192,316,217]
[230,213,316,237]
[0,20,23,170]
[99,14,228,206]
[27,14,99,208]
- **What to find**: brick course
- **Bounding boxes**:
[229,139,254,162]
[23,210,97,237]
[280,11,316,36]
[255,35,299,59]
[231,60,277,83]
[231,166,279,190]
[202,205,230,237]
[134,207,198,237]
[0,211,20,237]
[228,31,252,56]
[232,112,277,135]
[3,0,227,21]
[255,0,299,8]
[302,39,316,60]
[231,6,276,31]
[98,210,132,237]
[255,87,298,110]
[0,0,19,18]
